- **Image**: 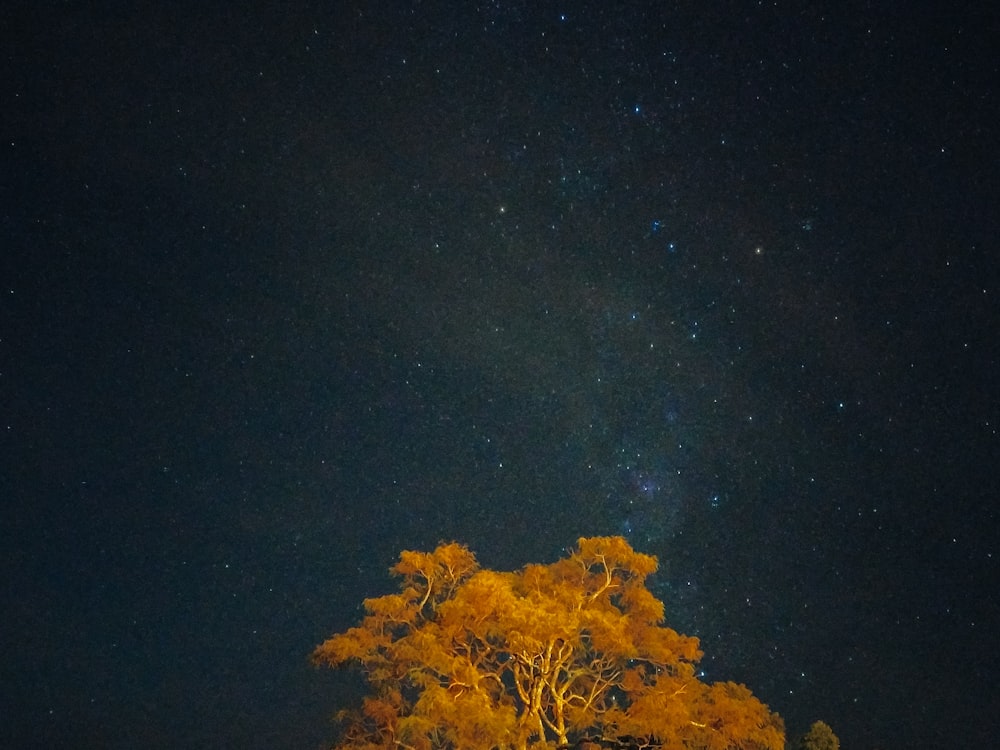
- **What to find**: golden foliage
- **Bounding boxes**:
[314,536,784,750]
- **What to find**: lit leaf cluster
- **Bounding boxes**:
[313,536,784,750]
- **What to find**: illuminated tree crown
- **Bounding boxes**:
[313,536,784,750]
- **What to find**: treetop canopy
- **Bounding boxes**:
[314,536,784,750]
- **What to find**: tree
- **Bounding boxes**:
[793,721,839,750]
[313,536,785,750]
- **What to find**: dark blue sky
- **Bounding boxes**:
[3,1,998,748]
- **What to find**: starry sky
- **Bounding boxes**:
[3,1,998,749]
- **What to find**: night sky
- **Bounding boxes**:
[3,1,998,749]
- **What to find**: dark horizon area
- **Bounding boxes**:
[3,1,998,748]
